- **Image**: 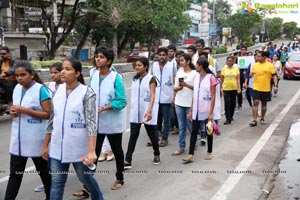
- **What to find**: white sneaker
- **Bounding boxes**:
[200,138,206,146]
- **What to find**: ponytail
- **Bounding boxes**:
[78,73,85,85]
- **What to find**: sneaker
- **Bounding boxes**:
[200,138,206,146]
[124,161,132,170]
[34,184,44,192]
[238,105,242,109]
[153,155,160,165]
[273,93,277,97]
[159,139,168,147]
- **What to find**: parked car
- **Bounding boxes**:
[126,50,149,63]
[284,51,300,79]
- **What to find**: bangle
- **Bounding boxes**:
[103,105,106,110]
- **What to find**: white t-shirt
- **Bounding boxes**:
[174,70,197,107]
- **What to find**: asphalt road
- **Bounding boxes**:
[1,47,300,200]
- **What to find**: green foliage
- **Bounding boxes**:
[31,60,62,69]
[265,17,283,40]
[283,21,298,39]
[244,36,254,47]
[213,46,227,54]
[214,0,232,38]
[225,12,261,44]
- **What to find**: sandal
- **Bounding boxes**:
[72,188,90,198]
[111,180,124,190]
[260,119,267,125]
[249,120,257,127]
[172,149,185,156]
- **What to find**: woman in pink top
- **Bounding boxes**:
[183,59,217,163]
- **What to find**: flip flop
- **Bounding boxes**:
[249,120,257,127]
[72,188,90,198]
[260,119,267,125]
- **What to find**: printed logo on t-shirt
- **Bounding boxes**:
[70,111,86,128]
[165,76,173,86]
[27,118,42,124]
[144,90,150,102]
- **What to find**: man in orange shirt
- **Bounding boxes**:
[0,46,16,105]
[249,51,278,127]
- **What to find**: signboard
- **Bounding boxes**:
[199,23,210,38]
[209,24,217,36]
[239,0,300,25]
[222,27,231,36]
[238,56,255,69]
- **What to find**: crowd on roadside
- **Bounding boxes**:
[1,38,299,200]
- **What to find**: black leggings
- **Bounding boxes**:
[125,123,160,163]
[223,90,237,121]
[5,155,51,200]
[189,120,213,155]
[95,133,124,181]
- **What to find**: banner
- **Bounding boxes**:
[238,56,255,69]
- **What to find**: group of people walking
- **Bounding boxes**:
[3,39,284,199]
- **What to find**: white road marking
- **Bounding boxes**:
[212,87,300,200]
[0,165,36,184]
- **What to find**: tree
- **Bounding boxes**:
[89,0,135,59]
[214,0,232,40]
[73,0,101,59]
[39,0,84,59]
[265,17,283,40]
[225,12,261,45]
[134,0,190,57]
[283,22,298,39]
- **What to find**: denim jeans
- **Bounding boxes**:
[50,158,104,200]
[156,103,171,140]
[169,104,178,129]
[175,105,192,150]
[5,155,51,200]
[125,123,160,163]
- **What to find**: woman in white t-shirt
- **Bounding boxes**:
[172,53,196,156]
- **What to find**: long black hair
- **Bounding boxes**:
[133,57,149,80]
[180,53,195,70]
[64,58,85,85]
[14,60,44,84]
[196,58,213,74]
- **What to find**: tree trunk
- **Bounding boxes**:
[147,34,153,60]
[75,26,92,59]
[112,29,118,60]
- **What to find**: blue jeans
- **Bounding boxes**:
[156,103,171,140]
[175,105,192,150]
[50,158,104,200]
[200,121,206,139]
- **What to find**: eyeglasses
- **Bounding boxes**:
[0,53,7,55]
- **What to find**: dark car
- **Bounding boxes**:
[126,50,149,63]
[283,51,300,79]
